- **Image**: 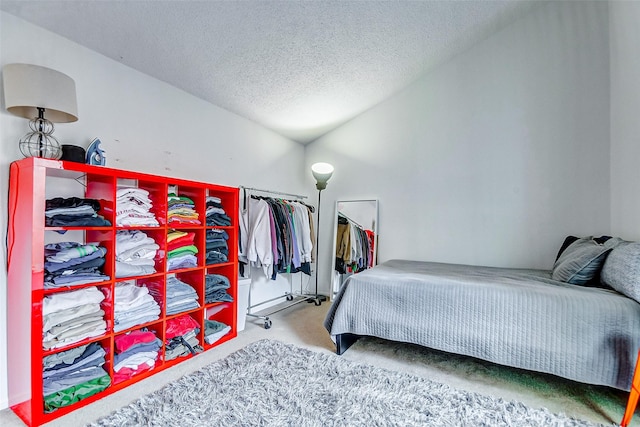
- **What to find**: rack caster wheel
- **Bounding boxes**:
[286,294,293,301]
[314,299,321,306]
[264,319,272,329]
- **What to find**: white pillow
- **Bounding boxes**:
[601,242,640,303]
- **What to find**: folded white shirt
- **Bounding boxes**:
[45,318,106,341]
[116,187,151,199]
[43,322,107,350]
[117,216,160,227]
[117,244,159,263]
[43,303,102,332]
[43,287,105,316]
[115,262,156,278]
[45,311,106,336]
[116,230,155,256]
[114,283,151,307]
[117,198,153,211]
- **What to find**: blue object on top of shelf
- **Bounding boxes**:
[86,137,106,166]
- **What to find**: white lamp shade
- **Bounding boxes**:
[3,63,78,123]
[311,162,334,190]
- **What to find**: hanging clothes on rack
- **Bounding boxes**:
[263,197,314,279]
[240,190,315,280]
[245,196,274,277]
[335,213,375,274]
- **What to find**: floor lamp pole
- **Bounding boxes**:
[314,188,327,302]
[310,161,334,304]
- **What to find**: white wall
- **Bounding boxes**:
[610,1,640,239]
[0,12,307,409]
[306,0,611,293]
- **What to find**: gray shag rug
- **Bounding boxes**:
[90,339,609,427]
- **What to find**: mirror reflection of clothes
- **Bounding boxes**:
[335,213,374,274]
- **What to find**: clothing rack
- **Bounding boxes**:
[240,186,307,200]
[239,186,320,330]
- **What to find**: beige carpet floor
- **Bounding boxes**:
[0,300,636,426]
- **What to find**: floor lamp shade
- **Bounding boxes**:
[3,63,78,159]
[311,162,334,190]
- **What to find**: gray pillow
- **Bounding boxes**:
[551,237,612,285]
[601,242,640,303]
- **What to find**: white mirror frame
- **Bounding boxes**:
[330,199,379,297]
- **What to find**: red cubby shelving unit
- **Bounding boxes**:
[7,157,238,426]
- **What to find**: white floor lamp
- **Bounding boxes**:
[311,162,334,303]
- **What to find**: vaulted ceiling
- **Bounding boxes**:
[1,1,540,144]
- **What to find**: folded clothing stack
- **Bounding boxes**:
[205,274,234,304]
[42,342,111,413]
[165,314,203,361]
[43,287,107,350]
[205,229,229,265]
[44,242,109,290]
[113,282,161,332]
[115,188,160,227]
[168,193,200,225]
[45,197,111,227]
[205,196,231,226]
[165,276,200,315]
[113,329,162,383]
[203,319,231,345]
[167,230,198,270]
[115,230,159,278]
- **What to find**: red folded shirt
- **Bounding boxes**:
[115,329,158,353]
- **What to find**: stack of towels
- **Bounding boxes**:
[115,188,159,227]
[167,230,198,270]
[205,274,234,304]
[203,319,231,345]
[165,315,203,360]
[113,282,161,332]
[45,197,111,227]
[42,342,111,412]
[165,276,200,315]
[168,193,200,225]
[44,242,109,290]
[115,230,159,278]
[205,196,231,226]
[113,329,162,383]
[43,287,107,350]
[205,229,229,265]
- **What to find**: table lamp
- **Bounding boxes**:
[2,63,78,159]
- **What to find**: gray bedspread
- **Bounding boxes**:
[324,259,640,390]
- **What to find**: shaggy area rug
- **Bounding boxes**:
[90,339,610,427]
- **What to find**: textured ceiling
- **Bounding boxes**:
[1,1,540,144]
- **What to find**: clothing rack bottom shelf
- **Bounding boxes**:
[247,293,321,329]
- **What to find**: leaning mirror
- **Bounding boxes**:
[330,199,378,297]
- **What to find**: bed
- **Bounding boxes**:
[324,240,640,391]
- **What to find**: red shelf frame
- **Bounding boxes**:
[7,157,239,426]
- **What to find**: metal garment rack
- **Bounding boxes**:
[240,186,321,329]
